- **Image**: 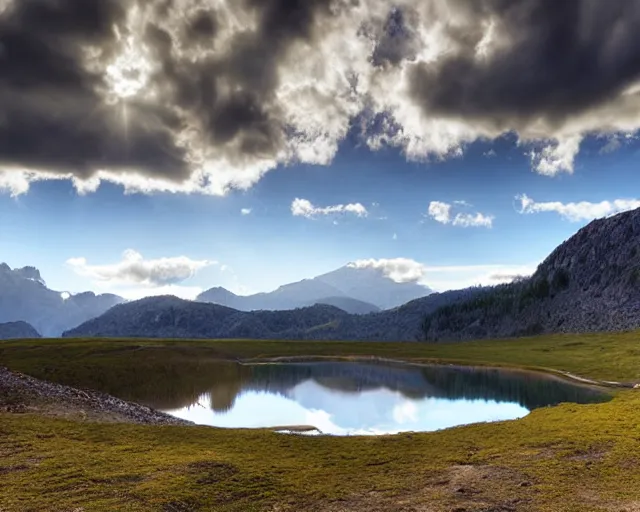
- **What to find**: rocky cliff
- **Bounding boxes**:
[421,208,640,341]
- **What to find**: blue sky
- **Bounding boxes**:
[2,133,639,299]
[3,0,640,300]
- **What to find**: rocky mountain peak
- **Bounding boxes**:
[13,266,46,286]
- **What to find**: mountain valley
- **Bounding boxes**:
[64,208,640,342]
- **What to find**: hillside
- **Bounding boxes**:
[420,207,640,341]
[63,296,353,340]
[0,321,41,340]
[309,296,380,314]
[63,288,483,341]
[0,264,124,337]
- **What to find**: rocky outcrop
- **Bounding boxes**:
[420,208,640,341]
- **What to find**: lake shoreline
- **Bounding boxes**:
[1,353,616,434]
[0,350,623,430]
[241,354,634,389]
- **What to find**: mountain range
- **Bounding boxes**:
[63,289,480,341]
[0,264,124,337]
[64,207,640,341]
[197,264,432,312]
[0,260,432,338]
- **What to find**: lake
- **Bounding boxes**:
[147,360,610,435]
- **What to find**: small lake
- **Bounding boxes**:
[149,361,611,435]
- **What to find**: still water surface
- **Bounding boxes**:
[151,361,609,435]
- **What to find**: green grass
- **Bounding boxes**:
[2,330,640,387]
[2,332,640,510]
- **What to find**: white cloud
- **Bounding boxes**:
[216,264,256,297]
[241,208,252,216]
[349,258,536,291]
[348,258,427,283]
[392,401,418,424]
[599,137,622,155]
[427,201,452,224]
[598,132,638,155]
[392,233,398,240]
[528,135,582,176]
[516,194,640,222]
[423,264,537,292]
[452,212,494,228]
[427,201,493,228]
[67,249,213,287]
[291,198,368,219]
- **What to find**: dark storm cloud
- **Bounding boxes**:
[185,10,218,42]
[0,0,337,187]
[409,0,640,128]
[141,0,335,162]
[0,0,189,180]
[2,0,640,195]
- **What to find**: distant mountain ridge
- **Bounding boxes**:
[197,264,431,313]
[64,296,353,340]
[1,259,425,337]
[65,207,640,342]
[64,287,486,341]
[308,297,380,315]
[0,264,124,337]
[0,321,41,340]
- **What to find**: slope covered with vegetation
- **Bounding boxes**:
[1,334,640,511]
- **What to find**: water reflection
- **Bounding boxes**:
[147,361,610,435]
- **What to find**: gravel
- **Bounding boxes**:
[0,366,192,426]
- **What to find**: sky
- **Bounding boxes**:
[2,0,640,300]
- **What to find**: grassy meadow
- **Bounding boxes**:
[1,332,640,511]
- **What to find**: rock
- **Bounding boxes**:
[420,207,640,341]
[0,366,191,426]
